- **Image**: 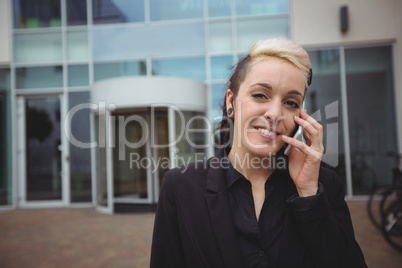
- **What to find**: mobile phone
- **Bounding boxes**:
[284,125,303,155]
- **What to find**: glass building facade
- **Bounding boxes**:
[1,0,399,211]
[0,68,11,206]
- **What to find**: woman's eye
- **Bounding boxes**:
[284,100,300,109]
[251,93,267,99]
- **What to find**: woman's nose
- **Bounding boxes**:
[263,100,282,123]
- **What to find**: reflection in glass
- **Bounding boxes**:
[93,0,144,24]
[14,33,62,64]
[13,0,61,29]
[16,66,63,89]
[208,0,231,17]
[175,111,207,166]
[306,49,345,181]
[68,65,89,87]
[25,97,61,201]
[211,56,233,80]
[67,31,89,61]
[236,0,289,16]
[345,46,397,195]
[150,0,203,21]
[237,16,289,52]
[94,114,108,206]
[94,61,146,82]
[113,111,148,200]
[67,0,87,26]
[152,57,206,81]
[209,21,232,53]
[69,92,92,202]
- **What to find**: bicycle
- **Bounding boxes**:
[382,196,402,252]
[367,152,402,230]
[366,152,402,251]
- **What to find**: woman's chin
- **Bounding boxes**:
[246,144,282,158]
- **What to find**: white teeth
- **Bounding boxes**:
[257,128,276,136]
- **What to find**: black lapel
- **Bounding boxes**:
[204,149,243,268]
[277,176,306,267]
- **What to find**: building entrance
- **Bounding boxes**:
[17,95,68,207]
[112,109,169,207]
[91,76,208,213]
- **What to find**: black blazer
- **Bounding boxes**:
[150,148,367,268]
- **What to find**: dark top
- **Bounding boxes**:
[224,150,287,268]
[150,147,368,268]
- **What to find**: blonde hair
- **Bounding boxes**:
[249,38,311,88]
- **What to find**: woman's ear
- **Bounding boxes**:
[226,89,234,118]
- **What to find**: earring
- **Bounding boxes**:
[227,108,233,117]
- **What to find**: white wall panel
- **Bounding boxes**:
[291,0,398,47]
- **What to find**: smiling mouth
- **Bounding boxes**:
[256,127,279,137]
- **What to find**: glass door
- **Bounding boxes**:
[112,108,170,205]
[17,95,65,206]
[152,109,169,203]
[113,110,151,203]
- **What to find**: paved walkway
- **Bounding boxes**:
[0,201,401,267]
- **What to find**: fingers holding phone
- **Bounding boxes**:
[282,110,324,197]
[282,110,324,161]
[284,125,303,155]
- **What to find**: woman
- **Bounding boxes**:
[150,38,367,268]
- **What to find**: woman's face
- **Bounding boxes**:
[227,58,306,158]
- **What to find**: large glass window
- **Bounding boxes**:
[236,0,289,16]
[345,46,397,195]
[209,21,232,53]
[211,83,226,119]
[94,61,146,82]
[306,49,345,180]
[16,66,63,89]
[150,0,203,21]
[92,22,205,60]
[67,0,87,26]
[175,111,207,165]
[68,65,89,87]
[93,0,144,24]
[0,68,11,206]
[13,0,61,29]
[208,0,231,17]
[69,92,92,202]
[67,31,89,61]
[152,57,206,81]
[237,16,289,51]
[211,83,226,151]
[211,56,233,80]
[14,33,62,64]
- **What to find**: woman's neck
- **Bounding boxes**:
[228,146,274,184]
